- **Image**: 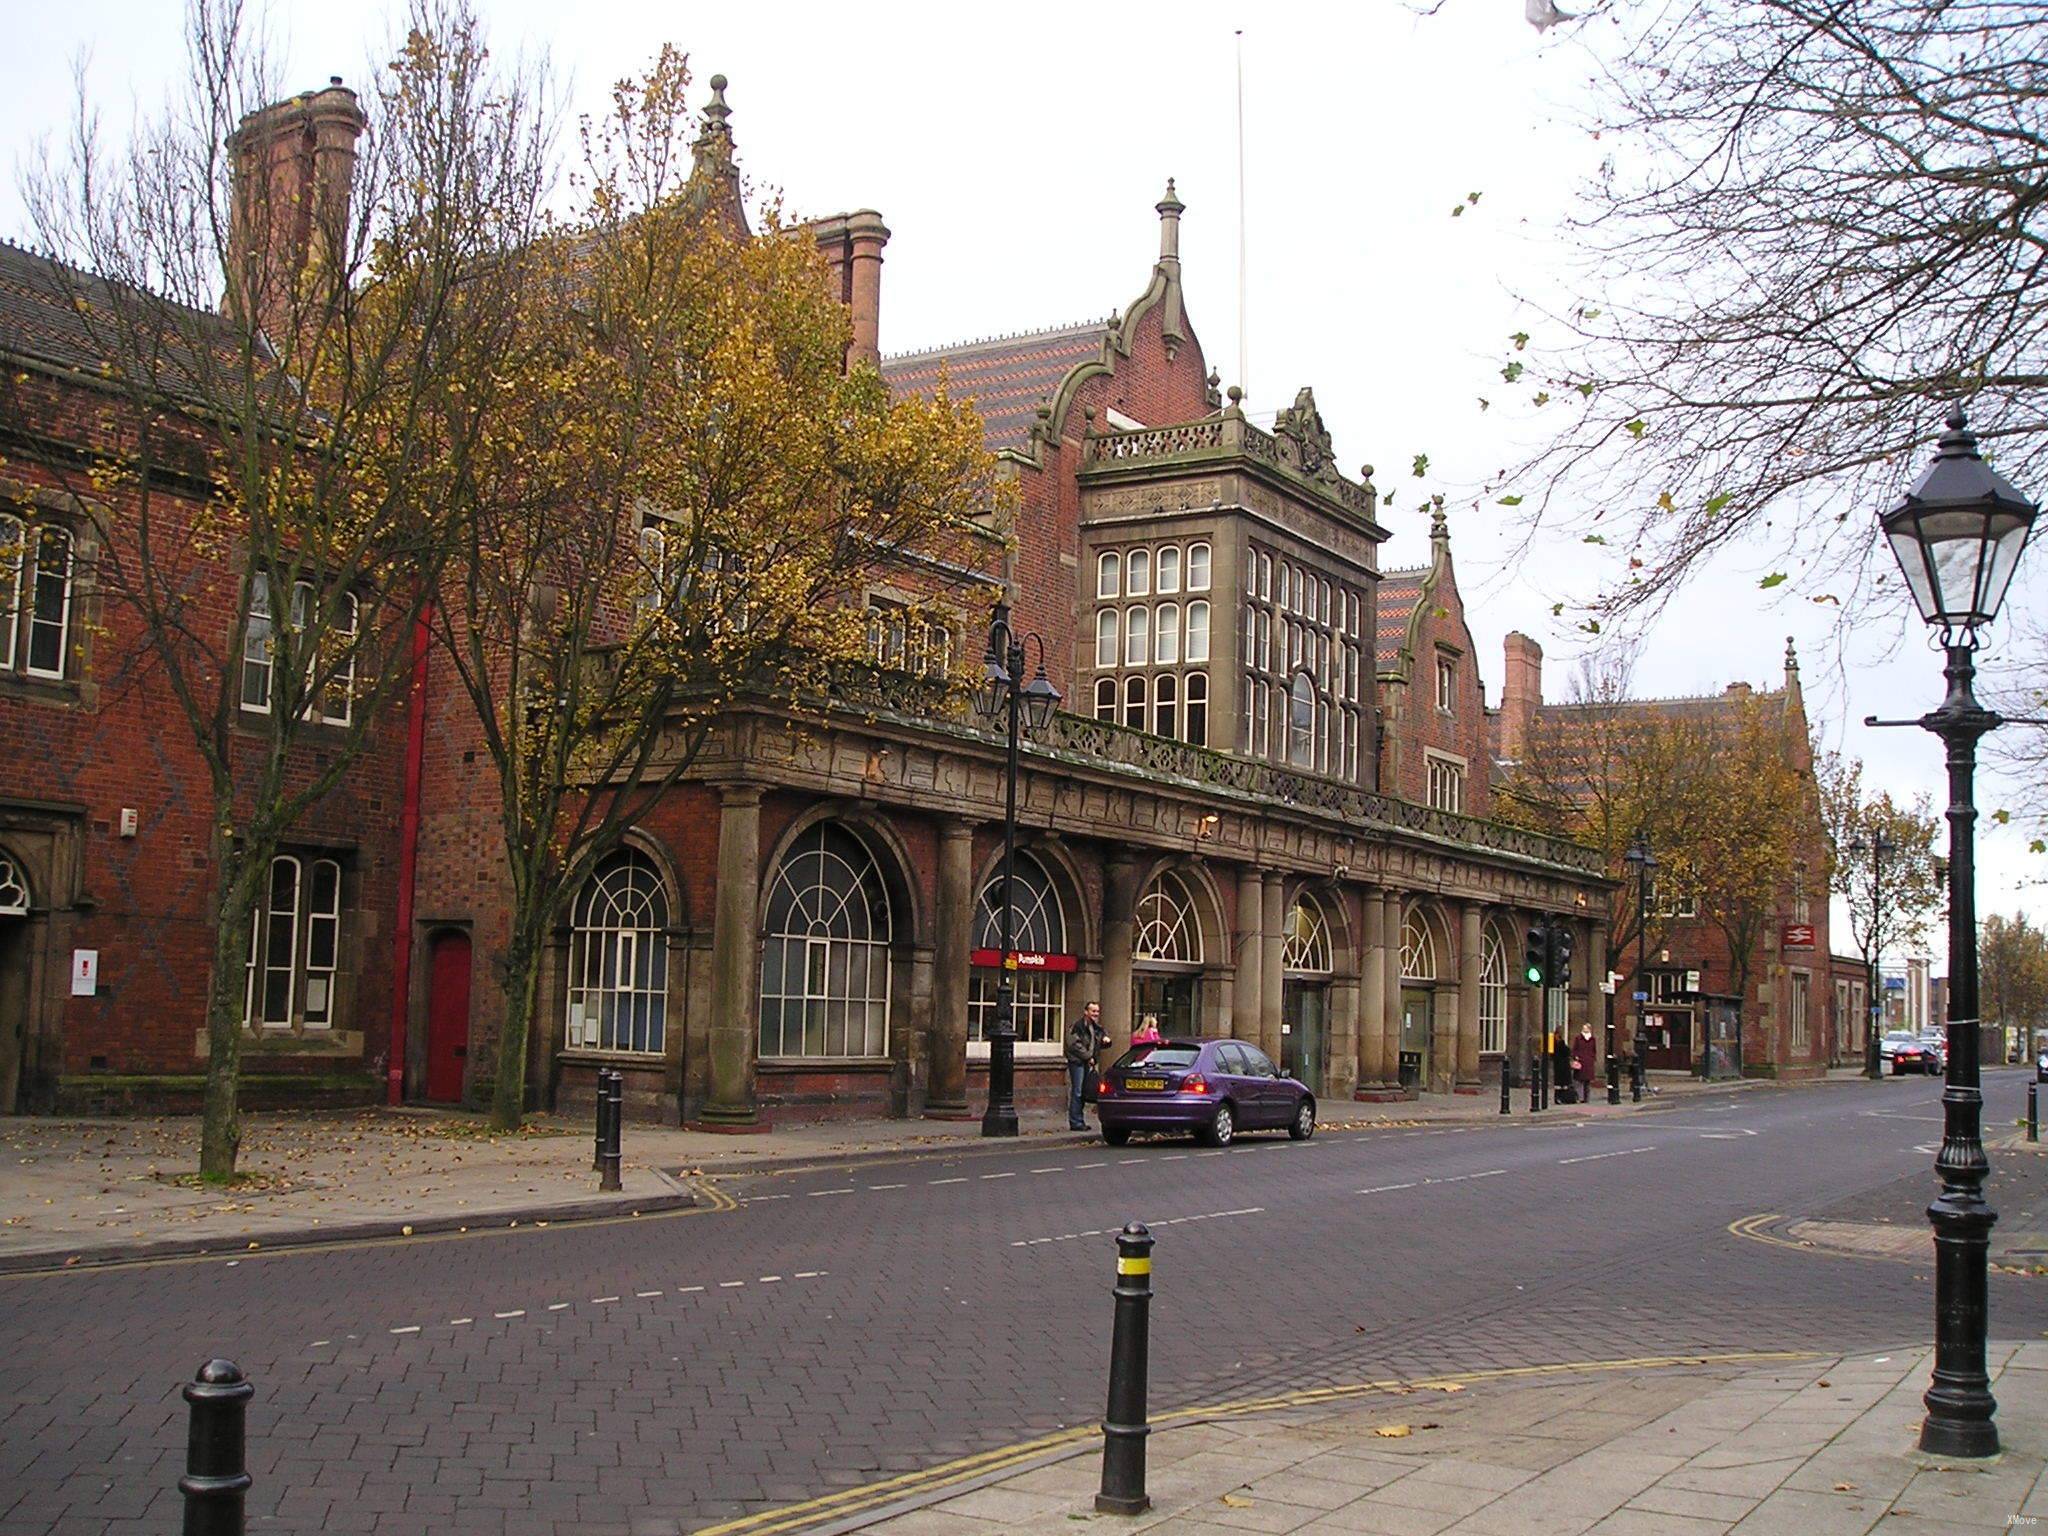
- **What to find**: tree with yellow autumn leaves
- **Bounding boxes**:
[1496,657,1822,1021]
[425,49,1001,1129]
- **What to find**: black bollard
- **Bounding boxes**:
[1607,1055,1621,1106]
[180,1358,253,1536]
[1631,1048,1645,1103]
[1499,1054,1511,1114]
[1096,1222,1154,1516]
[2030,1081,2038,1144]
[599,1070,624,1193]
[593,1068,611,1173]
[1529,1045,1541,1113]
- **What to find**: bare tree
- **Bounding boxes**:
[1490,1,2047,624]
[8,0,546,1175]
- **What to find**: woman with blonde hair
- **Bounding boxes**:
[1131,1013,1163,1048]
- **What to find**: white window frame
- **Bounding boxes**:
[1127,548,1151,598]
[1185,600,1209,663]
[1124,605,1149,667]
[1094,676,1117,721]
[1790,970,1811,1051]
[1155,602,1179,664]
[21,524,74,681]
[1479,930,1508,1053]
[1155,546,1180,595]
[1123,673,1147,730]
[1097,550,1120,600]
[1185,671,1208,745]
[1435,653,1458,714]
[1096,608,1118,668]
[759,825,892,1060]
[567,850,671,1055]
[1425,750,1466,814]
[302,858,341,1026]
[1153,672,1177,738]
[1187,542,1211,592]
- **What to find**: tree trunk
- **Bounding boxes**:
[490,931,541,1131]
[199,851,267,1180]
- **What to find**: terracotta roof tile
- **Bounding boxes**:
[881,320,1109,453]
[1374,566,1428,660]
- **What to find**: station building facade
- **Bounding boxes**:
[0,77,1609,1126]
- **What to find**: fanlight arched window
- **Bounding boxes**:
[1400,915,1438,982]
[969,854,1069,1050]
[1480,929,1508,1054]
[566,850,670,1054]
[1282,894,1332,974]
[1134,872,1203,965]
[760,824,892,1059]
[0,852,26,917]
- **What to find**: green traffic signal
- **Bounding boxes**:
[1524,964,1544,985]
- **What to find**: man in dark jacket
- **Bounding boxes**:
[1064,1001,1107,1131]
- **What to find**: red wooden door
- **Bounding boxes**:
[425,932,472,1103]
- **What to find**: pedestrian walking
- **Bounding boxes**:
[1131,1014,1163,1049]
[1572,1021,1598,1106]
[1065,1001,1108,1131]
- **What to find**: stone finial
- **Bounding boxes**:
[1225,385,1245,419]
[1156,178,1184,267]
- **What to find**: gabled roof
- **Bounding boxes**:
[881,320,1112,455]
[0,239,269,396]
[1374,566,1428,657]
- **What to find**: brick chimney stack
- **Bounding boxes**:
[1499,631,1544,763]
[809,210,891,373]
[225,77,366,345]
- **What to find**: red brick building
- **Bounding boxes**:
[2,77,1609,1126]
[1488,634,1833,1080]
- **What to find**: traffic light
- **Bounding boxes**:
[1552,924,1575,989]
[1523,923,1548,986]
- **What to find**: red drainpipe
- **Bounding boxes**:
[388,605,432,1105]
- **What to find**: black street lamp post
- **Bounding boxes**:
[1869,406,2038,1459]
[973,601,1061,1139]
[1849,831,1895,1080]
[1623,836,1656,1097]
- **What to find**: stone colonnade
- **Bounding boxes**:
[686,783,1603,1124]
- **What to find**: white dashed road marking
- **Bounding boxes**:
[1011,1207,1264,1248]
[1558,1147,1656,1166]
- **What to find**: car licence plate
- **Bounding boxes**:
[1123,1077,1167,1091]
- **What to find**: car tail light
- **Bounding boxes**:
[1182,1073,1212,1095]
[1097,1079,1113,1097]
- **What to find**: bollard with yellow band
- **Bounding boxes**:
[1097,1221,1154,1516]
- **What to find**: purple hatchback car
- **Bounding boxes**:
[1095,1037,1316,1148]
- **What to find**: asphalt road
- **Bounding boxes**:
[4,1071,2045,1534]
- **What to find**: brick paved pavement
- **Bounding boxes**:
[1,1072,2040,1533]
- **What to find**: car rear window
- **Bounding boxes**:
[1115,1046,1201,1069]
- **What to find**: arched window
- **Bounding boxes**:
[0,853,25,916]
[566,850,670,1054]
[760,824,891,1059]
[1480,930,1508,1054]
[1124,605,1149,666]
[969,853,1069,1051]
[1185,600,1210,662]
[1094,677,1117,721]
[1282,894,1332,974]
[1184,671,1208,745]
[1095,608,1118,668]
[1187,542,1211,592]
[1097,550,1120,599]
[1127,548,1150,597]
[1400,915,1438,981]
[1153,673,1178,739]
[1134,873,1203,965]
[1154,602,1179,664]
[1123,673,1147,730]
[1156,546,1181,594]
[1289,673,1314,766]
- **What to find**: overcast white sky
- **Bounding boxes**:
[5,0,2041,951]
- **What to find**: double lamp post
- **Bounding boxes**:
[1868,405,2038,1458]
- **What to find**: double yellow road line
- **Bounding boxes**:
[695,1349,1820,1536]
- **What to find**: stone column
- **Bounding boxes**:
[1381,890,1404,1094]
[926,819,974,1119]
[699,785,762,1128]
[1357,886,1386,1095]
[1328,979,1360,1098]
[1261,875,1286,1064]
[1457,902,1483,1093]
[1233,865,1263,1043]
[1100,854,1139,1051]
